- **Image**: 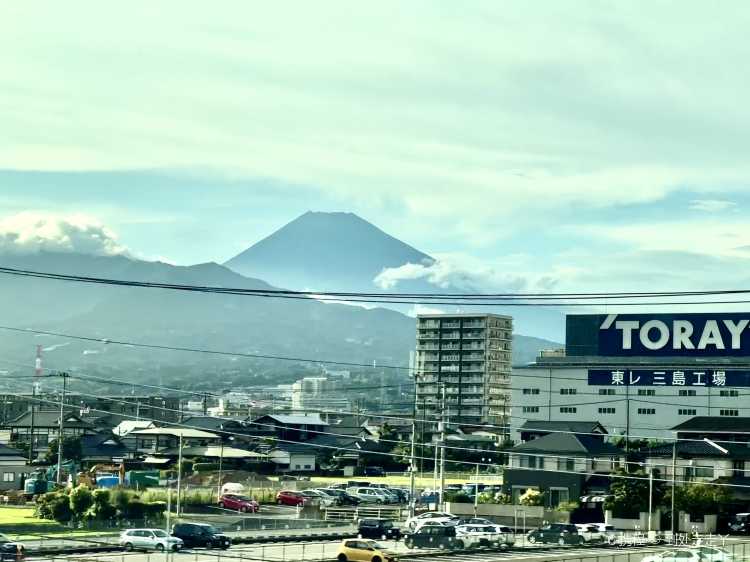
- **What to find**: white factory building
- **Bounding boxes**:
[512,313,750,441]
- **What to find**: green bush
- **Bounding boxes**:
[69,485,93,518]
[445,492,472,504]
[193,463,220,473]
[179,460,194,475]
[36,491,73,523]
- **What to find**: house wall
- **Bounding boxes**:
[509,453,620,473]
[643,457,735,482]
[0,464,30,491]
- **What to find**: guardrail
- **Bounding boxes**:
[323,506,405,522]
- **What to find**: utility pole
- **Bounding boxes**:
[408,369,418,518]
[202,393,208,416]
[176,433,184,516]
[439,384,446,511]
[670,435,678,532]
[56,372,69,485]
[29,345,43,463]
[648,465,653,533]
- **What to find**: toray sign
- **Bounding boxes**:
[566,313,750,357]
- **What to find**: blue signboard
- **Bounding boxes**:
[567,313,750,357]
[588,369,750,387]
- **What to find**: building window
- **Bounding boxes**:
[720,390,739,397]
[2,473,14,482]
[678,409,697,416]
[520,455,537,469]
[560,389,577,395]
[678,390,697,397]
[304,464,312,469]
[685,466,714,479]
[637,389,655,396]
[522,406,539,413]
[599,389,616,395]
[720,409,739,417]
[522,388,540,395]
[637,408,656,415]
[557,458,575,472]
[559,407,577,414]
[294,464,301,469]
[598,407,616,414]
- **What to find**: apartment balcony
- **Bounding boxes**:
[442,332,461,340]
[419,353,440,361]
[462,354,485,361]
[418,331,440,339]
[440,365,460,373]
[462,377,484,384]
[441,321,461,329]
[461,399,485,406]
[462,343,485,351]
[417,344,440,351]
[462,366,486,373]
[463,320,486,328]
[417,367,439,374]
[462,331,485,340]
[442,354,460,361]
[418,320,440,329]
[441,343,461,351]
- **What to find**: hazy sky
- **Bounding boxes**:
[2,2,750,296]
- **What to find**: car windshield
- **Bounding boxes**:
[236,496,253,501]
[153,530,168,538]
[201,525,218,534]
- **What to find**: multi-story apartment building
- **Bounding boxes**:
[414,313,512,430]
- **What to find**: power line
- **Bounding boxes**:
[2,265,750,306]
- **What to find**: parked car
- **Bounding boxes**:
[455,524,514,550]
[728,513,750,534]
[119,529,183,552]
[358,519,401,540]
[575,523,616,544]
[348,487,389,504]
[526,523,583,545]
[325,488,362,506]
[219,494,259,513]
[301,489,337,507]
[276,490,306,506]
[312,488,346,506]
[0,533,25,561]
[336,539,398,562]
[171,523,231,549]
[363,467,385,477]
[405,511,455,531]
[642,547,734,562]
[403,525,464,550]
[454,517,494,527]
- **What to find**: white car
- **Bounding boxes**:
[119,529,183,552]
[406,511,455,531]
[641,547,734,562]
[575,523,617,543]
[347,487,389,504]
[455,524,514,550]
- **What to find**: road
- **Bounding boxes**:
[26,537,750,562]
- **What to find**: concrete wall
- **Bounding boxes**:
[605,509,662,531]
[445,502,569,528]
[680,512,717,533]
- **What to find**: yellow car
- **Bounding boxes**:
[336,539,398,562]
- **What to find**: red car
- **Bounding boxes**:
[219,494,259,513]
[276,490,305,507]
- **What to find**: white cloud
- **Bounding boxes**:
[689,199,737,212]
[0,212,127,256]
[374,253,558,293]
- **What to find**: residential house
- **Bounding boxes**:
[79,433,132,467]
[0,444,28,491]
[503,431,624,507]
[4,410,96,460]
[247,414,328,442]
[518,420,608,443]
[268,443,317,473]
[112,420,155,453]
[130,427,221,456]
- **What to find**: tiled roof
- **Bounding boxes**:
[671,416,750,432]
[6,410,93,429]
[644,440,750,460]
[513,432,622,456]
[520,420,608,434]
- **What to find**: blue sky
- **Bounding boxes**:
[2,2,750,299]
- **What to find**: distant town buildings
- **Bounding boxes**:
[291,377,350,412]
[414,313,513,430]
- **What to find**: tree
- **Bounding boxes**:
[605,468,665,518]
[44,436,83,464]
[69,485,93,519]
[665,483,731,517]
[88,489,116,521]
